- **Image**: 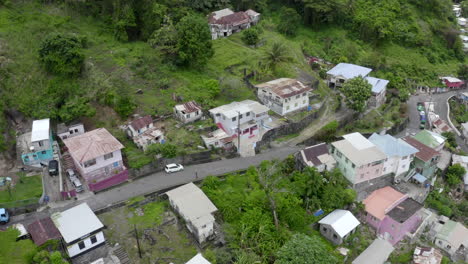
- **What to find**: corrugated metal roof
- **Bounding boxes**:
[318,209,360,238]
[31,119,50,142]
[368,133,418,157]
[52,203,103,243]
[365,77,389,94]
[63,128,124,163]
[327,63,372,79]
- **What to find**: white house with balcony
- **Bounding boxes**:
[256,78,312,116]
[63,128,128,192]
[208,100,269,137]
[368,133,418,178]
[52,203,105,258]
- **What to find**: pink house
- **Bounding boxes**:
[63,128,128,192]
[363,186,423,245]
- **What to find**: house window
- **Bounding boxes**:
[104,153,113,160]
[78,241,85,250]
[90,235,97,244]
[84,159,96,168]
[232,117,236,122]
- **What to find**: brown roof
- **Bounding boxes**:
[402,136,440,162]
[27,217,61,246]
[63,128,124,163]
[256,78,312,98]
[209,11,250,26]
[130,115,153,131]
[300,143,329,166]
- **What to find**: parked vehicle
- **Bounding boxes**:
[48,160,59,176]
[72,179,84,193]
[165,164,184,173]
[66,169,77,181]
[0,208,9,224]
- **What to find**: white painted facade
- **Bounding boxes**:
[66,231,105,258]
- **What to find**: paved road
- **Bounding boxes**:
[7,146,300,226]
[398,89,468,153]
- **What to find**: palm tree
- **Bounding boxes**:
[262,42,292,71]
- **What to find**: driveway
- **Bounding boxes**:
[7,145,300,226]
[398,90,468,153]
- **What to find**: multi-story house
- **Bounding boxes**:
[330,132,387,187]
[364,186,423,245]
[19,118,54,166]
[208,100,269,137]
[368,133,418,179]
[256,78,312,116]
[402,136,441,179]
[365,77,389,108]
[52,203,105,258]
[63,128,128,192]
[174,101,203,124]
[326,63,372,88]
[208,8,260,40]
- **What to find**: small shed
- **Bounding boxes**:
[318,209,360,245]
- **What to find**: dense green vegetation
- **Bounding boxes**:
[201,158,355,263]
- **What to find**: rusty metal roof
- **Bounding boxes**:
[255,78,312,98]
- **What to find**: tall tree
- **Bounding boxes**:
[275,233,338,264]
[277,7,302,36]
[340,76,372,112]
[176,14,214,67]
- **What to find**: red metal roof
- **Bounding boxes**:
[402,136,440,162]
[130,115,153,131]
[27,217,61,246]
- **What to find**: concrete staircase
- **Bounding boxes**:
[113,245,131,264]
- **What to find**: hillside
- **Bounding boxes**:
[0,0,465,152]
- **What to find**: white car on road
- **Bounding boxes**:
[165,164,184,173]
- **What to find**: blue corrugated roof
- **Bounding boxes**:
[368,133,419,157]
[413,173,427,183]
[326,63,372,79]
[365,77,389,93]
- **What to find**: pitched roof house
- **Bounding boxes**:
[402,136,441,179]
[326,63,372,88]
[52,203,105,258]
[208,8,260,40]
[364,186,423,245]
[63,128,128,192]
[296,143,336,172]
[256,78,312,115]
[368,133,418,178]
[330,132,387,186]
[318,209,360,245]
[166,183,218,244]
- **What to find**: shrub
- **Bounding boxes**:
[38,33,85,76]
[241,28,260,46]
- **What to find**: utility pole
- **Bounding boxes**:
[134,224,142,258]
[237,111,241,154]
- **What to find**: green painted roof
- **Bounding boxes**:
[413,130,446,149]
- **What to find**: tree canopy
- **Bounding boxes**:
[340,77,373,112]
[38,33,85,77]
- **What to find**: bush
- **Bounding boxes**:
[38,33,85,76]
[241,28,260,46]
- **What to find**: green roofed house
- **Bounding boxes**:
[413,130,446,152]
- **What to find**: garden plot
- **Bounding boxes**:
[98,198,198,264]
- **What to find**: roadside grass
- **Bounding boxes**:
[0,175,42,207]
[99,200,197,264]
